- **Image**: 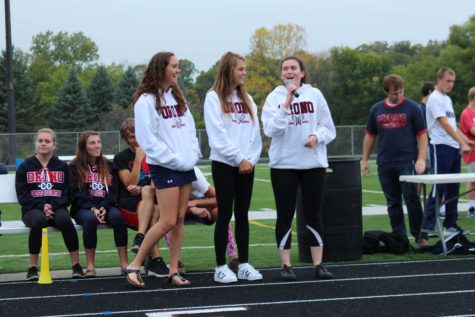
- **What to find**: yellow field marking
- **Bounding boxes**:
[249,220,297,236]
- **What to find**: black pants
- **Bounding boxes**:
[212,161,254,266]
[74,206,127,249]
[22,208,79,254]
[271,168,326,249]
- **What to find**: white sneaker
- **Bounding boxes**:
[237,263,263,281]
[214,265,237,283]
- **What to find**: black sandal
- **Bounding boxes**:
[126,268,145,288]
[167,272,190,286]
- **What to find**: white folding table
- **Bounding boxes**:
[399,173,475,256]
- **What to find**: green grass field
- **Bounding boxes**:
[1,161,475,275]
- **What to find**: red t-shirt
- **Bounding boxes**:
[459,106,475,164]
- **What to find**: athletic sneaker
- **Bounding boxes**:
[237,263,263,281]
[26,266,39,281]
[147,257,169,277]
[72,263,85,279]
[315,263,333,280]
[445,224,470,235]
[280,264,297,281]
[214,265,238,283]
[468,207,475,218]
[130,233,144,253]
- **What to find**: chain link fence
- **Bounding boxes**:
[0,126,367,169]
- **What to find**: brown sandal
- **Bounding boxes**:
[126,269,145,288]
[167,272,190,286]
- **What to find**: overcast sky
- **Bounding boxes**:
[1,0,474,72]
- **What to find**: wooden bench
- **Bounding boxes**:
[0,173,111,235]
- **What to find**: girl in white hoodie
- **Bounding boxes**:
[204,52,262,283]
[125,52,201,288]
[261,56,336,281]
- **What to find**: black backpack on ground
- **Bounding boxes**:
[363,230,411,254]
[432,232,475,255]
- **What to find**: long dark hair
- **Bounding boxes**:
[131,52,187,113]
[72,131,110,189]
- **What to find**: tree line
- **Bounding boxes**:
[1,15,475,132]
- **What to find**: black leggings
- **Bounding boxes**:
[212,161,254,266]
[22,208,79,254]
[271,168,326,249]
[73,206,127,249]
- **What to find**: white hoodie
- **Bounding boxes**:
[261,84,336,169]
[204,90,262,166]
[134,91,201,171]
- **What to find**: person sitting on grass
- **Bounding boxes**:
[114,118,168,277]
[16,128,84,280]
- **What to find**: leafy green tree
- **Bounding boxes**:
[438,15,475,112]
[249,23,307,60]
[51,67,93,132]
[325,47,391,125]
[0,48,42,132]
[87,66,114,117]
[189,62,219,128]
[246,56,281,108]
[28,31,100,118]
[115,66,139,109]
[178,59,197,91]
[30,31,99,67]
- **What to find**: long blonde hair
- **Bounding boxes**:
[212,52,254,123]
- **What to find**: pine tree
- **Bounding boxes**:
[0,48,42,132]
[87,66,114,116]
[51,67,93,131]
[114,66,138,109]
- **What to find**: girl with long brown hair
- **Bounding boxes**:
[125,52,200,288]
[70,131,128,277]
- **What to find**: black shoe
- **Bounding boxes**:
[72,263,85,279]
[147,257,169,277]
[26,266,39,281]
[280,264,297,281]
[315,264,333,280]
[130,233,144,253]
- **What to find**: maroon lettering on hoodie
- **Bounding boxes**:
[161,105,185,119]
[26,170,65,183]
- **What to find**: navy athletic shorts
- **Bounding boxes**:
[149,164,196,189]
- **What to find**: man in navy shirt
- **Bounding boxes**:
[362,74,428,247]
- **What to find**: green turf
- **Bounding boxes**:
[1,161,475,275]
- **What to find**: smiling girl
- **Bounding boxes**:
[69,131,128,278]
[261,56,336,281]
[125,52,201,288]
[204,52,262,283]
[16,128,84,280]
